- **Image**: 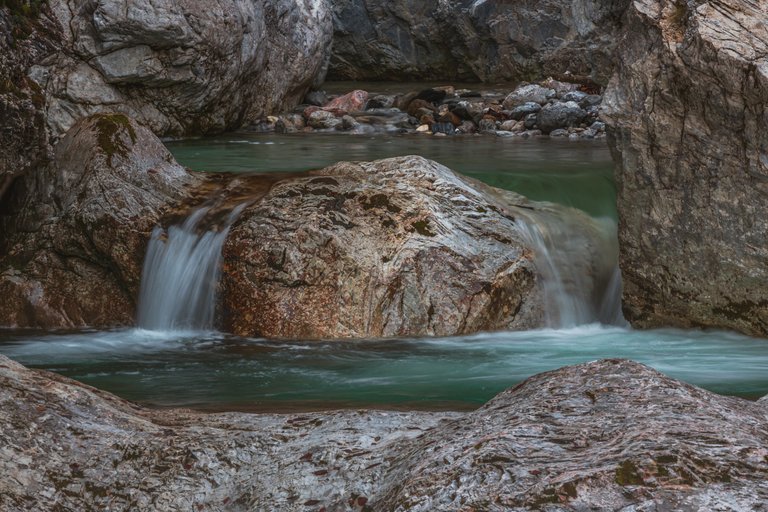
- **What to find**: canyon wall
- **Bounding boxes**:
[328,0,629,83]
[602,0,768,336]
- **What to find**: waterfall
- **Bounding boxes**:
[137,205,244,331]
[515,213,627,328]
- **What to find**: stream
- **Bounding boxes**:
[1,131,766,411]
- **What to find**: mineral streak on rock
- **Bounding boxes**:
[1,356,766,511]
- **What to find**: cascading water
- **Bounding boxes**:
[515,212,627,328]
[137,205,245,331]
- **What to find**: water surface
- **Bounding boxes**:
[167,133,616,218]
[1,326,766,411]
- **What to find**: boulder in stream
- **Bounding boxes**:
[1,356,766,510]
[221,155,618,339]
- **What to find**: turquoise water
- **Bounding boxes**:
[1,325,766,411]
[166,133,616,218]
[2,136,765,412]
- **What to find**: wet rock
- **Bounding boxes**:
[509,102,543,121]
[550,128,569,137]
[455,120,477,134]
[499,120,524,132]
[477,117,497,133]
[405,98,436,118]
[431,122,454,135]
[366,94,395,109]
[222,156,547,338]
[325,90,369,113]
[340,115,358,131]
[603,0,768,336]
[275,114,306,134]
[537,101,587,134]
[450,101,483,122]
[308,110,343,130]
[0,114,200,328]
[2,357,766,511]
[503,84,556,108]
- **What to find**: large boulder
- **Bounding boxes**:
[39,0,332,139]
[602,0,768,335]
[0,114,201,328]
[221,155,618,338]
[328,0,629,83]
[1,356,766,510]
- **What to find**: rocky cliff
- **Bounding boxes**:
[602,0,768,336]
[328,0,629,83]
[1,357,766,510]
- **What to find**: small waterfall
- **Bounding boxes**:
[516,213,627,328]
[137,205,244,331]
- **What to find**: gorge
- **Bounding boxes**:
[1,0,768,510]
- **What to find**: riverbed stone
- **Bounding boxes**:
[503,84,555,108]
[509,101,542,121]
[602,0,768,336]
[1,356,766,511]
[537,101,587,134]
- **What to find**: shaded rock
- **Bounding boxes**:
[550,128,569,137]
[2,356,766,511]
[275,114,306,134]
[580,93,603,108]
[0,114,200,328]
[405,98,436,117]
[499,120,524,132]
[304,90,328,106]
[431,122,454,135]
[308,110,343,130]
[509,101,543,121]
[562,90,588,103]
[221,156,546,338]
[328,0,629,84]
[455,120,477,134]
[503,84,555,108]
[366,94,395,109]
[523,113,538,130]
[325,90,369,112]
[602,0,768,336]
[450,100,483,121]
[537,101,587,134]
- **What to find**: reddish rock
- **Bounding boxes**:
[324,90,369,112]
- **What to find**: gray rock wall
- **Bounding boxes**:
[602,0,768,336]
[328,0,629,84]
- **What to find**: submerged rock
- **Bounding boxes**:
[0,114,201,328]
[603,0,768,336]
[1,356,766,511]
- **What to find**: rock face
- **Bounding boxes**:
[602,0,768,335]
[37,0,332,139]
[1,356,766,511]
[220,156,617,339]
[328,0,629,83]
[0,114,200,328]
[221,156,546,338]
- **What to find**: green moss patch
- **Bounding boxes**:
[94,113,137,166]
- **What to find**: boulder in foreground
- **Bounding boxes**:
[1,357,766,510]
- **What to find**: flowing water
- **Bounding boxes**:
[2,132,767,411]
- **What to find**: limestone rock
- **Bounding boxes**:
[602,0,768,336]
[0,114,201,328]
[221,156,546,338]
[24,0,332,139]
[1,356,766,510]
[328,0,629,83]
[537,101,588,134]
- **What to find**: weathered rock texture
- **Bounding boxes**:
[328,0,629,83]
[2,356,767,511]
[602,0,768,335]
[0,114,200,328]
[221,156,615,338]
[40,0,332,138]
